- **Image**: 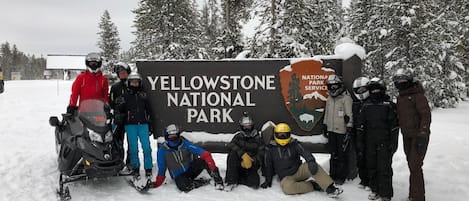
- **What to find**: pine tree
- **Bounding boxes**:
[250,0,342,58]
[199,0,224,59]
[133,0,202,59]
[97,10,121,69]
[218,0,253,58]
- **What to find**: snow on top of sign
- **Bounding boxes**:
[280,65,292,72]
[235,50,251,59]
[289,58,323,65]
[181,132,235,143]
[321,67,335,72]
[303,91,327,101]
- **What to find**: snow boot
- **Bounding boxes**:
[326,184,343,198]
[145,169,152,177]
[368,192,380,200]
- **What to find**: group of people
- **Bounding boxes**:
[323,72,431,201]
[67,52,431,201]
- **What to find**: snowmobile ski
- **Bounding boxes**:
[127,177,152,193]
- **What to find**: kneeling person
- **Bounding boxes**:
[153,124,224,192]
[262,123,343,198]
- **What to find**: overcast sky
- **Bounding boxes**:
[0,0,350,57]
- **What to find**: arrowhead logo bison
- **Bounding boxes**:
[279,60,335,131]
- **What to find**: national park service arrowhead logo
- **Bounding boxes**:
[279,60,335,131]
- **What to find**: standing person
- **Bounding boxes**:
[67,52,109,114]
[119,72,153,178]
[393,68,431,201]
[224,112,265,190]
[261,123,343,198]
[352,76,371,189]
[357,78,399,201]
[153,124,225,192]
[323,74,353,185]
[109,62,131,167]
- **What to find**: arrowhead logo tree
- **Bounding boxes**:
[279,60,335,132]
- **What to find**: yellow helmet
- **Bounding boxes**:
[274,123,291,146]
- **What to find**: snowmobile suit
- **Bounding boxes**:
[264,139,333,194]
[323,91,353,183]
[69,70,109,107]
[353,99,368,186]
[156,138,222,191]
[109,80,129,164]
[122,88,153,171]
[225,130,265,188]
[396,82,431,201]
[358,95,398,199]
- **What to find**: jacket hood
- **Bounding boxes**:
[398,81,425,96]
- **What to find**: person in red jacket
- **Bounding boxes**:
[67,52,109,114]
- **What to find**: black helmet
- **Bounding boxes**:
[367,77,386,99]
[85,52,102,72]
[326,75,345,97]
[238,112,257,137]
[164,124,182,147]
[114,62,131,78]
[393,68,415,90]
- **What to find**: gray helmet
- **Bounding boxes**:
[239,112,257,137]
[326,75,345,97]
[85,52,102,72]
[127,72,142,89]
[352,77,370,100]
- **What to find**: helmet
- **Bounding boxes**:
[85,52,102,72]
[367,77,386,99]
[127,72,142,91]
[114,62,131,79]
[274,123,291,146]
[352,77,370,100]
[393,68,415,90]
[326,75,345,97]
[164,124,182,147]
[238,112,257,137]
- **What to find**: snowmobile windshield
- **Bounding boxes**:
[77,100,108,133]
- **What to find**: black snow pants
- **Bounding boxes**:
[224,150,260,188]
[367,138,393,198]
[114,124,130,165]
[174,159,214,192]
[328,132,349,183]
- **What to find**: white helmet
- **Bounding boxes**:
[352,77,370,100]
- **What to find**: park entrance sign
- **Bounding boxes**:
[137,57,362,152]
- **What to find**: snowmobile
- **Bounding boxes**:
[49,99,127,200]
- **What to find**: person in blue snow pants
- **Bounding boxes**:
[118,72,154,177]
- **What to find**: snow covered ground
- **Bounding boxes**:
[1,80,468,201]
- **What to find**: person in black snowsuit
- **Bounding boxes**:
[261,123,343,198]
[109,62,131,166]
[224,112,265,190]
[352,76,371,189]
[357,78,399,201]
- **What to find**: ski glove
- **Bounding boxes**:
[322,124,329,138]
[66,105,78,115]
[415,136,428,156]
[153,175,165,188]
[241,153,253,169]
[260,180,272,188]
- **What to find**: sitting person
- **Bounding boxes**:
[153,124,224,192]
[224,112,265,190]
[262,123,343,198]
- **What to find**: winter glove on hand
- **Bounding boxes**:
[153,175,165,188]
[307,160,318,175]
[66,105,78,115]
[241,153,253,169]
[209,167,224,187]
[322,124,329,138]
[415,136,428,156]
[260,180,272,188]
